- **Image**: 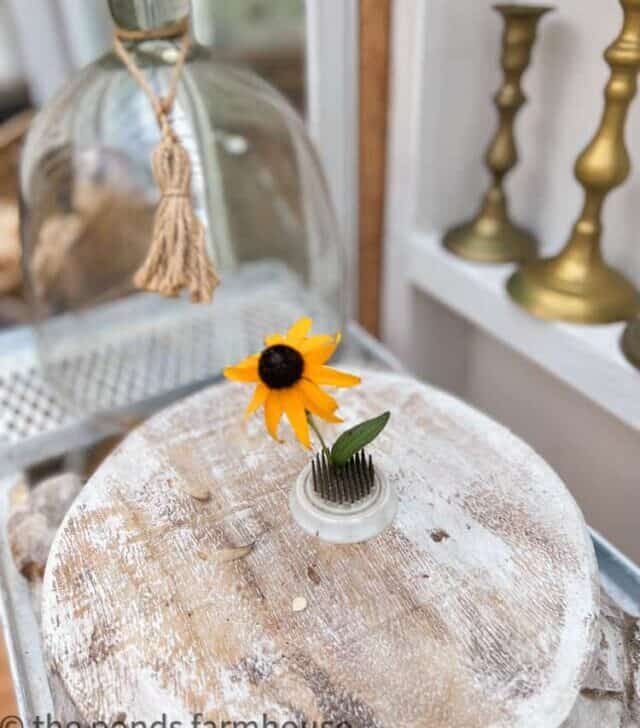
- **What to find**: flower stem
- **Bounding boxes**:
[307,412,330,457]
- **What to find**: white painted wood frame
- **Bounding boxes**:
[382,0,429,356]
[5,0,73,106]
[305,0,360,317]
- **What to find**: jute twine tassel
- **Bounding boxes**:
[113,24,219,303]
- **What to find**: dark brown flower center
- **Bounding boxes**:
[258,344,304,389]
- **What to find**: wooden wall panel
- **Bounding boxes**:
[0,637,17,717]
[358,0,391,336]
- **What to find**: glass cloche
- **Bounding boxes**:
[20,0,345,429]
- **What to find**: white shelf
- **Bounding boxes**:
[405,231,639,431]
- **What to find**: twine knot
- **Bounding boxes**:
[153,138,192,197]
[113,27,219,303]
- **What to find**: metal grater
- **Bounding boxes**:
[311,449,375,505]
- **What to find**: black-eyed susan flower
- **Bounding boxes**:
[224,317,360,449]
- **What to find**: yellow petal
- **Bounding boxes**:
[304,404,342,425]
[286,317,313,345]
[303,341,339,367]
[245,383,268,417]
[300,331,341,351]
[299,334,335,353]
[281,388,311,449]
[300,331,341,364]
[318,412,342,424]
[264,391,284,441]
[305,365,361,388]
[264,333,285,347]
[298,378,339,414]
[224,359,260,383]
[232,353,260,368]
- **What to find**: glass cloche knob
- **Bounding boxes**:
[108,0,190,32]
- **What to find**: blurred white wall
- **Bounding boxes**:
[0,1,22,89]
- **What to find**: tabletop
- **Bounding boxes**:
[42,369,600,728]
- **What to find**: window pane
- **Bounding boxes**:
[192,0,306,113]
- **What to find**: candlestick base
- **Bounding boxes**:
[444,217,538,264]
[621,317,640,369]
[507,255,640,324]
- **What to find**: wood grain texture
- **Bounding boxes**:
[42,371,600,727]
[358,0,391,336]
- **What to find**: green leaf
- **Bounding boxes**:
[330,412,391,467]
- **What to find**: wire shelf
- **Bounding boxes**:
[0,261,338,474]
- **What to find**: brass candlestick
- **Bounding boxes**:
[508,0,640,323]
[444,4,552,263]
[621,317,640,369]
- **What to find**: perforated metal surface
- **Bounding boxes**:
[0,366,71,447]
[0,261,339,473]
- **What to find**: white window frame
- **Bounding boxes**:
[305,0,359,316]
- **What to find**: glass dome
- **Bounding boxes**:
[20,0,345,429]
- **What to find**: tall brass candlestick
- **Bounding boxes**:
[444,4,552,263]
[621,317,640,368]
[508,0,640,323]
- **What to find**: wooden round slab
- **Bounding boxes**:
[43,370,599,727]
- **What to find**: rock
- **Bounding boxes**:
[8,473,83,581]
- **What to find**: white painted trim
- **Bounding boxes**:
[56,0,112,69]
[0,4,23,89]
[6,0,73,106]
[383,0,428,240]
[407,230,639,431]
[305,0,359,316]
[381,0,428,356]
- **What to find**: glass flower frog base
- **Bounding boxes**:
[36,259,339,423]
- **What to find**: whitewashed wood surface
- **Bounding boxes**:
[42,370,600,727]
